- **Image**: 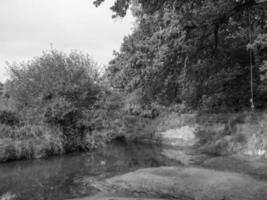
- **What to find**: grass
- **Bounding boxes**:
[0,124,64,162]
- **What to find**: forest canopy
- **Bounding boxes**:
[94,0,267,111]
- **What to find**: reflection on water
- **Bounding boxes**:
[0,141,179,200]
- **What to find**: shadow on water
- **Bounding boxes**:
[0,141,180,200]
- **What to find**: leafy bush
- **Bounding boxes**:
[6,50,100,110]
[43,97,91,152]
[0,125,64,162]
[0,124,14,138]
[43,97,80,128]
[0,110,20,126]
[0,49,105,160]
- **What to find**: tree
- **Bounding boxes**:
[96,0,267,111]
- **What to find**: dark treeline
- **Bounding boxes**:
[96,0,267,112]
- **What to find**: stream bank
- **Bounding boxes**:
[2,111,267,200]
[71,111,267,200]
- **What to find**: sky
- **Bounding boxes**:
[0,0,134,82]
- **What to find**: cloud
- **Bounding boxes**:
[0,0,134,82]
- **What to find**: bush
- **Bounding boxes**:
[0,124,14,138]
[43,97,80,128]
[6,50,100,110]
[2,49,103,156]
[0,125,64,162]
[0,110,20,126]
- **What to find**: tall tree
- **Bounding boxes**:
[95,0,267,110]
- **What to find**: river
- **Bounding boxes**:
[0,141,180,200]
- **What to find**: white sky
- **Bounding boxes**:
[0,0,134,82]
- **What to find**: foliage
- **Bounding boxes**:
[95,0,267,18]
[0,124,14,139]
[43,97,80,128]
[98,0,267,111]
[6,50,100,110]
[43,97,94,151]
[5,49,102,144]
[0,110,20,127]
[0,49,106,160]
[0,82,3,96]
[0,124,64,162]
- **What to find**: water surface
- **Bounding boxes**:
[0,142,179,200]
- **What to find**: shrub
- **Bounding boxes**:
[6,50,100,110]
[42,97,94,152]
[0,124,14,138]
[0,110,20,126]
[43,97,80,128]
[2,50,103,155]
[0,125,64,162]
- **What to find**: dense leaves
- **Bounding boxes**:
[2,50,102,151]
[6,50,100,110]
[97,0,267,111]
[0,110,20,126]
